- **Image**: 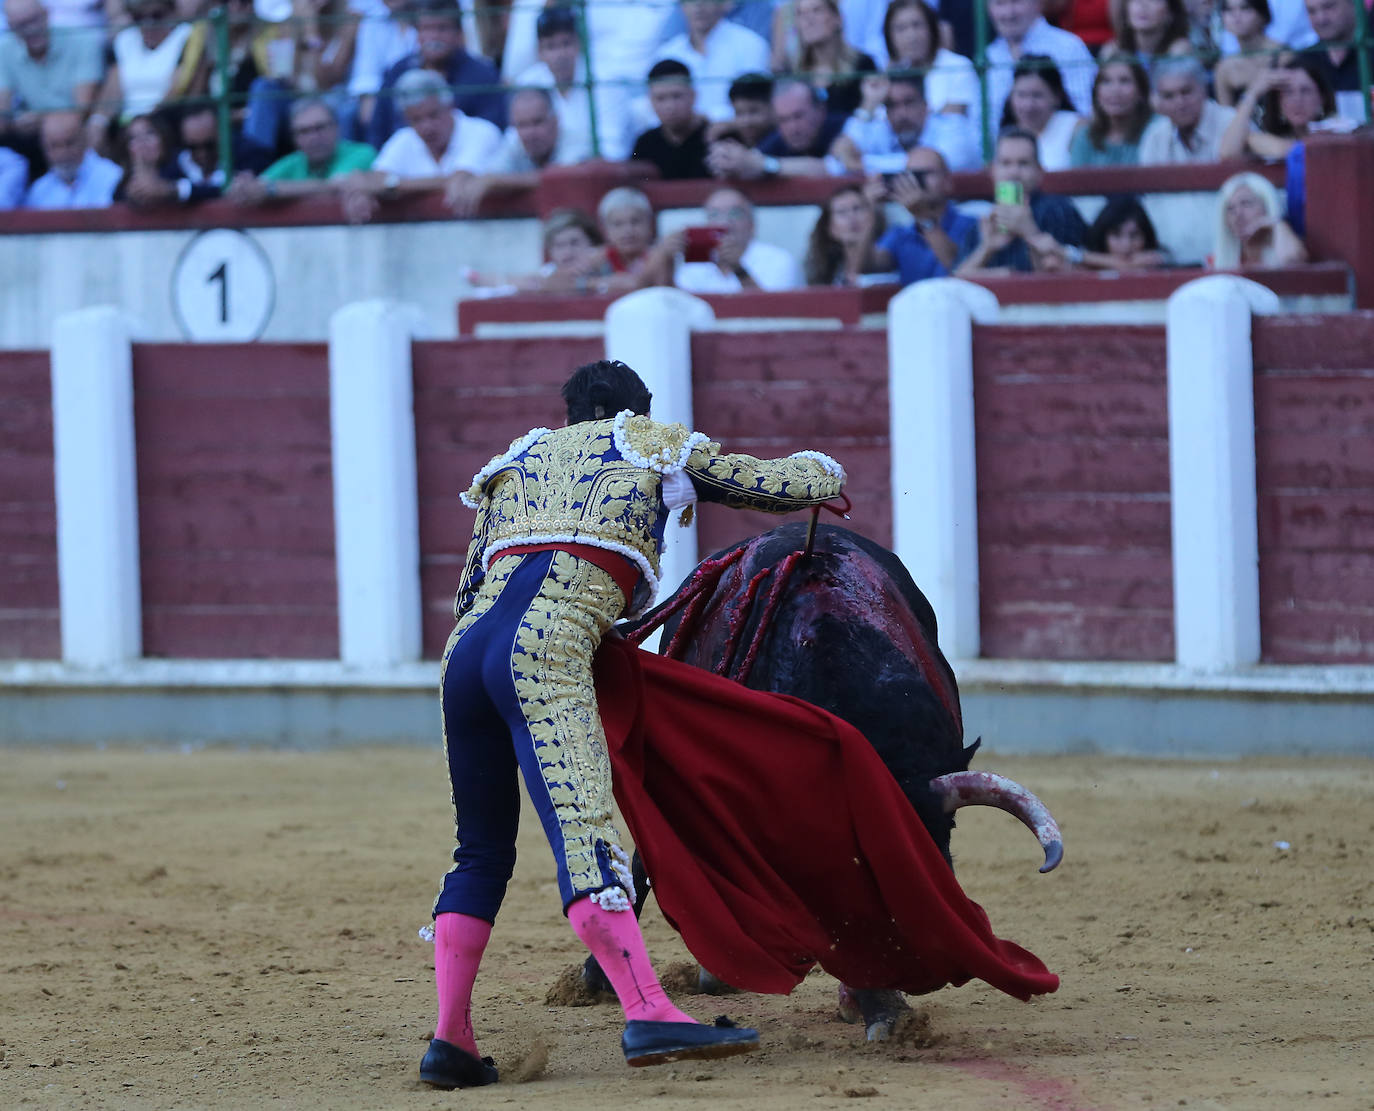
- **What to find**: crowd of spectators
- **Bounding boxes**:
[0,0,1365,286]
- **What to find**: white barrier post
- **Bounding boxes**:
[888,279,999,661]
[328,301,423,667]
[605,288,715,601]
[1166,275,1279,671]
[50,306,143,666]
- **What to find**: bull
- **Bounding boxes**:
[590,521,1062,1040]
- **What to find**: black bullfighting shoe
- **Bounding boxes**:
[418,1038,499,1089]
[622,1016,760,1067]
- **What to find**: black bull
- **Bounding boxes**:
[592,522,1062,1036]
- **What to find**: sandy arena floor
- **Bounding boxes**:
[1,745,1371,1111]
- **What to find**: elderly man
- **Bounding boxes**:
[707,78,841,179]
[1139,55,1239,164]
[829,71,981,175]
[0,0,103,157]
[985,0,1095,122]
[228,98,376,204]
[23,108,120,207]
[673,186,802,292]
[955,127,1086,276]
[652,0,770,121]
[368,0,506,149]
[869,146,976,285]
[446,87,578,217]
[1304,0,1374,120]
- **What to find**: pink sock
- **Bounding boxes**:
[433,912,492,1055]
[568,896,697,1025]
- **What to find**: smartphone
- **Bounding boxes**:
[994,180,1024,206]
[882,170,930,190]
[683,225,726,263]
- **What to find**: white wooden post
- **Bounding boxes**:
[604,288,716,601]
[888,279,999,661]
[1166,275,1279,670]
[49,306,143,666]
[328,300,423,666]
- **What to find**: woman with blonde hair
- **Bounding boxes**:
[780,0,878,116]
[1211,172,1306,268]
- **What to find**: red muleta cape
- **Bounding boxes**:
[595,636,1059,1002]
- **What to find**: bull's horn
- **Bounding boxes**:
[928,770,1063,873]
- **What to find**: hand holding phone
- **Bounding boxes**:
[683,225,727,263]
[993,180,1024,207]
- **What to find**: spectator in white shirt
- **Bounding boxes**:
[985,0,1096,122]
[516,6,627,161]
[342,66,501,219]
[997,56,1082,171]
[24,109,122,208]
[1139,53,1237,162]
[673,186,804,292]
[654,0,771,121]
[828,69,982,172]
[446,87,580,216]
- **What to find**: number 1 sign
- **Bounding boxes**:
[171,228,276,342]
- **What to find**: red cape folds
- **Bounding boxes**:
[595,636,1059,1001]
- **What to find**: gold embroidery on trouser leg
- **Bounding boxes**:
[510,551,625,897]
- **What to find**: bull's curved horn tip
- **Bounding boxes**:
[1039,841,1063,874]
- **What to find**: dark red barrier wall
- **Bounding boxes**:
[412,337,602,657]
[1253,314,1374,663]
[0,351,59,658]
[690,329,891,556]
[972,325,1174,660]
[132,345,336,658]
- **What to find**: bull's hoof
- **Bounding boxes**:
[696,967,739,995]
[582,955,614,996]
[853,988,911,1042]
[836,984,862,1024]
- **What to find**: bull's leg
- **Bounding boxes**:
[836,984,911,1042]
[580,851,654,996]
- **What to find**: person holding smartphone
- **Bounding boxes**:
[954,126,1087,277]
[866,146,977,286]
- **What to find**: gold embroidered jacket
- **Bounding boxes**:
[454,411,847,618]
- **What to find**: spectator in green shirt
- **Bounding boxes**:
[227,96,374,204]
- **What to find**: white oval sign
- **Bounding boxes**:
[171,228,276,341]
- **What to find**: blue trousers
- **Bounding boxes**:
[433,550,630,922]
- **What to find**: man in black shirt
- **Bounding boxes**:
[630,59,712,179]
[1304,0,1374,121]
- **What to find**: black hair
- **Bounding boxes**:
[886,67,927,99]
[999,55,1070,129]
[647,58,692,83]
[1083,195,1160,253]
[729,72,774,104]
[562,360,652,423]
[536,5,577,38]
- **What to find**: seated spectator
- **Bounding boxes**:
[90,0,205,149]
[1069,54,1151,166]
[227,96,374,203]
[0,0,104,164]
[294,0,360,104]
[112,110,174,200]
[367,0,505,150]
[803,181,894,285]
[828,70,981,173]
[1138,54,1237,162]
[882,0,981,132]
[467,207,611,293]
[706,70,775,147]
[1303,0,1374,122]
[1100,0,1195,65]
[630,58,712,179]
[998,57,1081,171]
[985,0,1096,123]
[24,108,121,206]
[1219,53,1348,161]
[654,0,771,122]
[789,0,878,117]
[708,77,842,177]
[0,142,27,206]
[1213,0,1283,105]
[348,0,416,136]
[372,66,500,176]
[1076,194,1170,269]
[956,126,1087,276]
[1212,170,1307,266]
[121,101,226,204]
[445,87,576,216]
[672,186,804,292]
[516,5,623,162]
[591,185,678,292]
[870,145,976,284]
